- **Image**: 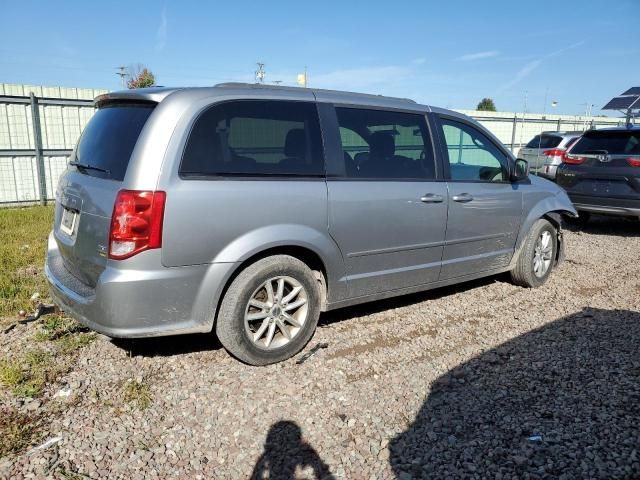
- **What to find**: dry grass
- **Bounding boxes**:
[123,378,153,410]
[0,206,54,320]
[0,407,44,457]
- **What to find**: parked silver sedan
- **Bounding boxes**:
[519,132,581,180]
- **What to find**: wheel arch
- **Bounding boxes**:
[209,244,335,334]
[511,195,576,270]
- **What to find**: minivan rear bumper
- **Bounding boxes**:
[45,233,233,338]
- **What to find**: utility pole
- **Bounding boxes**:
[116,66,127,88]
[255,62,266,83]
[518,90,528,150]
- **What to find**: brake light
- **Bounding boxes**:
[627,157,640,167]
[562,154,585,165]
[109,190,166,260]
[543,149,565,158]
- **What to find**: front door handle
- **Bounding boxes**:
[420,193,445,203]
[452,193,474,203]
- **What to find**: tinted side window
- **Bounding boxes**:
[181,101,324,176]
[439,118,508,182]
[335,107,435,179]
[525,134,562,149]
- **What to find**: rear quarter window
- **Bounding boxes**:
[73,103,155,181]
[180,100,324,177]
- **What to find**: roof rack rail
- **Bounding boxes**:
[213,82,417,104]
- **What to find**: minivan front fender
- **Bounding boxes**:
[510,191,577,269]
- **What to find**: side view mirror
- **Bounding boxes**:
[511,158,529,182]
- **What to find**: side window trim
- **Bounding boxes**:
[317,102,346,178]
[433,114,512,183]
[179,99,327,180]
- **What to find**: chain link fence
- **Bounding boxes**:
[0,84,626,207]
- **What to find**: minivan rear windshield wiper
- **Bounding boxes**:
[69,161,111,174]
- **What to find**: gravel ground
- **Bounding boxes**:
[1,216,639,479]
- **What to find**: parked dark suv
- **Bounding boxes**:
[556,126,640,222]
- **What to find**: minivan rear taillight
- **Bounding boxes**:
[627,157,640,167]
[109,190,166,260]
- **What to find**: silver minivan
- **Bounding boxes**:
[45,84,576,365]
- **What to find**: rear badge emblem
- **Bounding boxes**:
[597,154,611,163]
[97,244,107,257]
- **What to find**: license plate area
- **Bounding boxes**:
[60,207,78,236]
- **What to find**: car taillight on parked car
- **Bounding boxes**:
[109,190,166,260]
[627,157,640,167]
[542,149,565,158]
[562,154,585,165]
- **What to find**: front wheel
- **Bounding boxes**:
[510,219,557,288]
[216,255,320,365]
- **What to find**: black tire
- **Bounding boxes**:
[215,255,320,366]
[564,211,590,227]
[510,219,557,288]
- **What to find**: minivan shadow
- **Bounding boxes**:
[111,332,222,357]
[111,274,507,357]
[390,307,640,478]
[319,274,505,327]
[564,215,640,237]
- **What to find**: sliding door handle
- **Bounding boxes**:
[420,193,445,203]
[452,193,474,203]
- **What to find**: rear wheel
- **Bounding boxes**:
[510,219,557,288]
[216,255,320,365]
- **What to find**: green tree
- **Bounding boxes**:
[127,65,155,89]
[477,98,497,111]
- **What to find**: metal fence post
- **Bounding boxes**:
[510,115,517,153]
[557,119,561,131]
[29,93,47,206]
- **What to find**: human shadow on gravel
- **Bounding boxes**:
[251,421,335,480]
[390,308,640,479]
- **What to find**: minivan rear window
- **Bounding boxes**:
[72,103,155,181]
[525,134,562,149]
[570,130,640,155]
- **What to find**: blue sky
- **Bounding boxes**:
[1,0,638,115]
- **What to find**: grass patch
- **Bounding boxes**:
[123,378,153,410]
[58,332,96,354]
[0,348,67,398]
[0,359,25,387]
[0,407,44,457]
[33,315,87,342]
[0,206,54,319]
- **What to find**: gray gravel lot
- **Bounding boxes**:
[1,216,639,479]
